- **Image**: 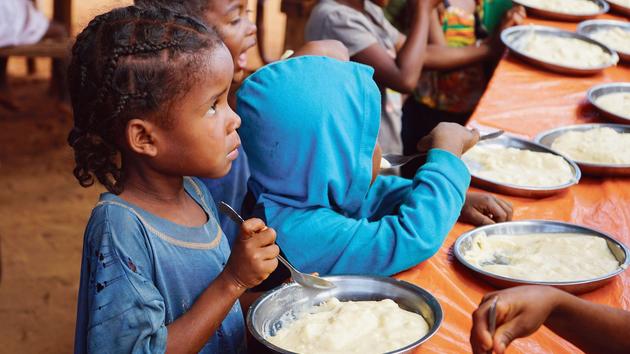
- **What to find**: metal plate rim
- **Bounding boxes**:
[586,82,630,123]
[512,0,609,21]
[576,19,630,61]
[246,275,444,354]
[464,135,581,194]
[534,123,630,169]
[500,25,619,74]
[453,220,630,287]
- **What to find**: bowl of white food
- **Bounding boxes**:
[247,275,443,354]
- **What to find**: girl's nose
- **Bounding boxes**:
[228,108,242,131]
[245,17,257,37]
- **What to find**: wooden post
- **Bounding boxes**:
[51,0,71,100]
[281,0,316,51]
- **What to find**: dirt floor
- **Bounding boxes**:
[0,72,102,353]
[0,1,287,352]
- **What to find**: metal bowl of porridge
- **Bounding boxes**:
[586,83,630,123]
[501,25,618,75]
[535,123,630,176]
[462,135,581,198]
[512,0,608,22]
[577,20,630,62]
[454,220,629,294]
[247,275,443,354]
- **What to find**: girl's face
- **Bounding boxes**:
[152,45,241,179]
[204,0,257,82]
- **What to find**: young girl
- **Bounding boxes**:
[135,0,349,246]
[68,7,278,353]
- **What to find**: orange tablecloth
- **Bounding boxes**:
[396,13,630,354]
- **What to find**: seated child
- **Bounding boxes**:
[68,7,278,353]
[385,0,525,177]
[471,285,630,354]
[237,55,478,277]
[135,0,350,245]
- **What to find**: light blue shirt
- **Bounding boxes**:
[74,177,246,354]
[238,56,471,276]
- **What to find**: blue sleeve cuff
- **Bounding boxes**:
[416,148,471,194]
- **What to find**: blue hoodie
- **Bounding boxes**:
[237,56,471,276]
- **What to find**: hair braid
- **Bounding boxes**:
[67,6,221,194]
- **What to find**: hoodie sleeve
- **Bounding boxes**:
[268,149,470,276]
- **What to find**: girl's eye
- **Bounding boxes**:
[230,17,241,25]
[207,105,217,116]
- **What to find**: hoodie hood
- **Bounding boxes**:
[237,56,381,215]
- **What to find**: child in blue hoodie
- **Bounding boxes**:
[237,55,505,278]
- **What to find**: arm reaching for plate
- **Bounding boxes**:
[470,285,630,354]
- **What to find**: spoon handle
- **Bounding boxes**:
[218,201,245,225]
[277,255,297,274]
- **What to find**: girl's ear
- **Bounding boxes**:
[126,118,159,157]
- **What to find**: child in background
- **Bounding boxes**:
[68,7,278,353]
[238,55,478,278]
[471,286,630,354]
[306,0,441,157]
[305,0,513,225]
[135,0,349,244]
[385,0,525,178]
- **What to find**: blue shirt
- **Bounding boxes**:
[201,145,250,246]
[74,177,246,354]
[237,56,471,276]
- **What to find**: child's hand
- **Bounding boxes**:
[486,6,526,58]
[223,218,279,289]
[459,192,513,226]
[471,286,563,354]
[500,6,526,32]
[416,122,480,157]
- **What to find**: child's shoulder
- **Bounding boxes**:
[84,194,150,244]
[184,176,218,216]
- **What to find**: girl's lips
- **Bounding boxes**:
[227,147,240,161]
[237,52,248,70]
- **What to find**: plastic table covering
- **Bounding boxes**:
[396,13,630,354]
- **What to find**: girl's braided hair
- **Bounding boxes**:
[67,6,221,194]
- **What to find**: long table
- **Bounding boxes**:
[396,13,630,354]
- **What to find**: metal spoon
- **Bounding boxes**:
[487,296,498,354]
[381,130,505,170]
[217,201,336,290]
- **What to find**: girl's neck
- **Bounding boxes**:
[116,157,208,228]
[118,159,187,207]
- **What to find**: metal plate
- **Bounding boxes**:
[535,123,630,176]
[513,0,608,21]
[454,220,630,294]
[586,83,630,123]
[577,20,630,62]
[247,276,442,354]
[608,0,630,17]
[462,135,581,198]
[501,25,619,75]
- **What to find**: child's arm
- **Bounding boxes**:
[422,5,526,71]
[471,286,630,354]
[428,9,446,45]
[352,0,440,93]
[165,218,278,353]
[271,124,478,276]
